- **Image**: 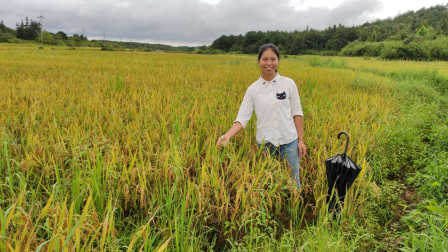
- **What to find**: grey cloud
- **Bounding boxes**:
[0,0,383,45]
[329,0,382,26]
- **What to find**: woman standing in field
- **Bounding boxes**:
[217,43,306,189]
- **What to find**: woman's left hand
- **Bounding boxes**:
[298,141,306,157]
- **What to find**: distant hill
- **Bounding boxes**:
[0,18,196,52]
[210,4,448,60]
[94,40,196,52]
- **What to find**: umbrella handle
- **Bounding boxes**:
[337,131,349,156]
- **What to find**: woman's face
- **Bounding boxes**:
[258,49,278,77]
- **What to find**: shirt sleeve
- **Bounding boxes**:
[234,88,254,128]
[290,80,304,117]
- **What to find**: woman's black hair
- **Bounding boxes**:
[258,44,280,61]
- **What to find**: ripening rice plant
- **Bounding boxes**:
[0,45,398,250]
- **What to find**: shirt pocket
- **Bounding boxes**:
[276,91,287,100]
[275,90,290,105]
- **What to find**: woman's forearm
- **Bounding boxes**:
[293,115,304,142]
[294,115,306,157]
[224,122,243,140]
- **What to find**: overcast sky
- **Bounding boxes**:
[1,0,446,46]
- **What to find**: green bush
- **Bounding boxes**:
[340,41,384,57]
[381,42,428,60]
[0,33,21,43]
[379,42,407,60]
[341,37,448,61]
[405,42,428,61]
[101,44,119,51]
[426,36,448,61]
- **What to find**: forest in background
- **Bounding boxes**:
[1,4,448,60]
[210,4,448,60]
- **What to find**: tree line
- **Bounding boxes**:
[0,17,195,51]
[210,4,448,60]
[0,17,89,47]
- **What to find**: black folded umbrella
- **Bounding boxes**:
[325,131,362,212]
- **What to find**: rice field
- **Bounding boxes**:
[0,44,446,251]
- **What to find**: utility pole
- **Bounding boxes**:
[37,15,44,45]
[82,27,85,47]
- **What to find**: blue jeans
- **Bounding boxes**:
[257,139,301,189]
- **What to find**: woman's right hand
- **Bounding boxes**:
[217,134,229,148]
[217,123,243,148]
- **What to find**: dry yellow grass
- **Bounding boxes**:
[0,44,405,250]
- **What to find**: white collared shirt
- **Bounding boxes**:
[234,73,303,147]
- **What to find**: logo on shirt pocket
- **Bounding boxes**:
[276,91,286,100]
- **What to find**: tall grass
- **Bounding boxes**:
[1,45,445,250]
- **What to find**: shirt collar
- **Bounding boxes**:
[259,73,280,85]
